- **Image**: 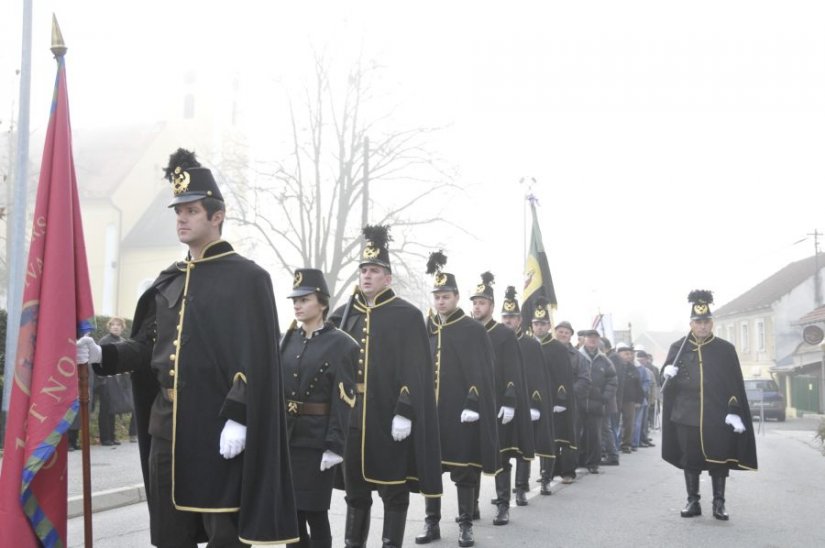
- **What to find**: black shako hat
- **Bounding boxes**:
[427,250,458,293]
[688,289,714,320]
[531,296,551,323]
[501,285,520,317]
[288,268,330,299]
[471,271,495,301]
[164,148,224,207]
[359,225,392,271]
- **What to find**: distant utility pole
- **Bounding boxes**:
[809,229,822,307]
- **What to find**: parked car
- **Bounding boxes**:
[745,379,785,421]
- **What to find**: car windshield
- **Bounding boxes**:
[744,380,778,392]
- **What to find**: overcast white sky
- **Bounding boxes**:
[2,1,825,337]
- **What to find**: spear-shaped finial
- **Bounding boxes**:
[51,14,67,58]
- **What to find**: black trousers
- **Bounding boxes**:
[675,424,729,478]
[148,437,244,548]
[98,393,116,443]
[343,428,410,511]
[579,414,602,466]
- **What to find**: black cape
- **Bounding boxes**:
[485,320,536,459]
[539,334,576,448]
[97,241,299,544]
[661,334,758,471]
[517,331,556,458]
[428,309,502,475]
[331,288,443,496]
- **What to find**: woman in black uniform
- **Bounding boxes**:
[282,268,359,547]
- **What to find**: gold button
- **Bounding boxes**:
[173,340,178,346]
[358,371,363,376]
[169,369,175,376]
[358,359,364,364]
[360,338,366,343]
[169,354,176,361]
[293,372,298,378]
[362,327,368,333]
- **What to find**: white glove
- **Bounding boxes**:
[219,419,247,459]
[530,408,541,421]
[553,405,567,413]
[662,365,679,379]
[76,336,102,364]
[498,406,515,425]
[319,450,344,471]
[725,413,746,434]
[460,409,480,423]
[391,415,412,441]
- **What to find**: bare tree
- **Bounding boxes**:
[224,54,459,306]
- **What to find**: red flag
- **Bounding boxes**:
[0,52,94,547]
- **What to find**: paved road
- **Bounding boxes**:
[64,415,825,547]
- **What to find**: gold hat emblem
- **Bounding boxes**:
[503,301,516,312]
[171,167,190,195]
[693,303,708,315]
[435,273,448,287]
[534,307,547,319]
[363,244,380,260]
[293,271,303,288]
[475,283,487,294]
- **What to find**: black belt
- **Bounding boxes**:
[286,400,330,416]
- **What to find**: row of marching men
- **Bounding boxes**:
[280,224,593,548]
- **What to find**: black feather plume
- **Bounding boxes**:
[504,285,517,301]
[163,148,200,181]
[426,250,447,275]
[362,224,391,248]
[687,289,714,304]
[480,271,494,286]
[535,296,549,309]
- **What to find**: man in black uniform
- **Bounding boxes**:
[661,290,757,521]
[415,252,500,548]
[530,297,574,493]
[470,272,534,527]
[499,287,555,504]
[331,225,443,548]
[553,320,591,483]
[77,149,298,547]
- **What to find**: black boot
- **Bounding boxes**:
[538,458,552,495]
[310,537,332,548]
[492,469,510,526]
[680,470,701,518]
[381,508,407,548]
[460,481,480,522]
[344,505,371,548]
[712,475,729,521]
[457,485,475,547]
[514,460,530,506]
[415,497,441,544]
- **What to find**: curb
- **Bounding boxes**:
[68,483,146,519]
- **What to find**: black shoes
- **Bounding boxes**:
[681,470,702,518]
[414,523,440,544]
[539,479,552,496]
[711,476,729,521]
[601,458,619,466]
[514,488,528,506]
[492,503,509,526]
[587,466,600,474]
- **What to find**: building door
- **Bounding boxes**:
[791,375,820,413]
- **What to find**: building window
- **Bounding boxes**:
[740,322,750,352]
[756,319,765,352]
[726,324,734,342]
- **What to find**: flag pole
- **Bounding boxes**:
[51,16,93,548]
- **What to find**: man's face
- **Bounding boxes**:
[618,349,634,363]
[583,334,600,351]
[359,265,392,299]
[501,315,521,331]
[554,327,573,344]
[690,318,714,339]
[532,320,551,338]
[471,297,494,322]
[175,200,222,250]
[433,291,460,316]
[292,293,325,324]
[637,354,650,366]
[108,322,123,337]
